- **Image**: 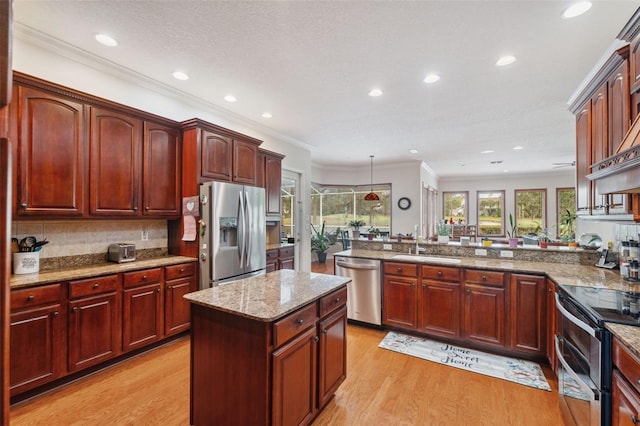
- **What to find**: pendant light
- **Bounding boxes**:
[364,155,380,201]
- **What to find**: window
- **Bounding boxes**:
[477,190,504,236]
[515,189,546,236]
[310,183,391,235]
[443,192,468,224]
[556,187,576,240]
[281,177,296,239]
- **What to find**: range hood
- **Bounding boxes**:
[588,114,640,194]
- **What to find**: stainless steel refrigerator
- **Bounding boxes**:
[199,181,266,288]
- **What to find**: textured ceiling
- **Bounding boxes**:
[12,1,640,177]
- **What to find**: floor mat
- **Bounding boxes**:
[378,331,551,391]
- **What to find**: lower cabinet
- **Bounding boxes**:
[383,262,418,329]
[164,263,196,336]
[9,284,66,395]
[462,270,507,348]
[418,265,462,339]
[510,274,547,355]
[267,246,296,273]
[612,336,640,426]
[318,306,348,408]
[123,268,163,351]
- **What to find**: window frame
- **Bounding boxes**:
[556,187,576,239]
[442,191,469,225]
[514,188,547,237]
[476,190,505,237]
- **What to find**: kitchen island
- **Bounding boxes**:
[184,269,350,426]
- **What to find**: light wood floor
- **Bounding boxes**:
[10,262,564,425]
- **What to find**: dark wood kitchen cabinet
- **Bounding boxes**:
[89,107,143,216]
[122,268,163,352]
[418,265,461,339]
[612,336,640,426]
[462,269,507,349]
[200,129,232,182]
[16,86,86,217]
[509,274,546,356]
[143,122,181,217]
[258,148,285,217]
[67,274,121,373]
[575,103,592,215]
[317,289,347,409]
[383,262,418,329]
[266,248,279,272]
[9,284,66,395]
[164,262,196,336]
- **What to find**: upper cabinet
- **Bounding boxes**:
[10,73,182,219]
[258,148,285,218]
[0,0,12,109]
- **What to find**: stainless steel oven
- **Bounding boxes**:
[555,292,610,426]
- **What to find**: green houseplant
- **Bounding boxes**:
[436,223,451,244]
[349,219,366,239]
[507,213,518,248]
[311,221,332,263]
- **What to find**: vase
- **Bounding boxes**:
[438,235,449,244]
[539,241,548,249]
[352,230,360,239]
[508,238,518,248]
[368,234,374,241]
[317,252,327,263]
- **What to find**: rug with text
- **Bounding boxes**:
[378,331,551,391]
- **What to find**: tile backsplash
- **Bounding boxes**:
[11,219,168,259]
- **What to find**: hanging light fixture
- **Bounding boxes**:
[364,155,380,201]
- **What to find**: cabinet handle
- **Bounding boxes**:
[466,289,471,294]
[142,275,148,280]
[156,288,161,293]
[481,276,487,281]
[637,379,640,387]
[631,415,639,424]
[20,203,27,208]
[322,329,328,334]
[180,268,185,273]
[314,336,319,343]
[145,206,150,211]
[52,311,59,317]
[335,298,341,304]
[422,284,426,288]
[396,267,403,272]
[411,283,415,287]
[167,286,173,290]
[72,307,78,312]
[27,295,34,301]
[296,319,304,326]
[133,206,138,211]
[93,283,99,289]
[437,271,443,276]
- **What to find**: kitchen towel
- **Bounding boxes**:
[378,331,551,391]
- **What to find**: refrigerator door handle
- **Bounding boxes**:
[238,190,245,267]
[244,190,252,268]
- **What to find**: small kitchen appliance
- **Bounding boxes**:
[107,243,136,263]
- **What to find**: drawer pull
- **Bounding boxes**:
[156,288,161,293]
[167,286,173,290]
[314,336,319,343]
[20,203,27,208]
[296,319,304,326]
[72,307,78,312]
[180,268,185,273]
[142,275,148,280]
[93,283,99,289]
[335,298,341,303]
[27,295,34,301]
[437,271,443,276]
[53,311,59,317]
[482,276,487,281]
[145,206,149,211]
[322,329,328,334]
[631,415,639,424]
[466,289,471,294]
[396,267,403,272]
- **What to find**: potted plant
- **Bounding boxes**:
[538,229,550,249]
[507,213,518,248]
[436,223,451,244]
[311,221,332,263]
[349,219,366,239]
[367,226,380,240]
[559,209,577,242]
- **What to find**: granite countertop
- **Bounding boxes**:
[10,256,197,289]
[266,242,295,251]
[184,269,350,322]
[607,323,640,360]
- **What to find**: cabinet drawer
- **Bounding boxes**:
[165,262,195,280]
[273,302,318,348]
[319,287,347,318]
[384,262,418,277]
[11,284,62,310]
[123,268,162,288]
[69,274,119,299]
[266,249,279,260]
[422,265,461,282]
[279,246,294,258]
[464,269,505,287]
[614,337,640,395]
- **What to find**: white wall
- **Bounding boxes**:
[13,34,314,270]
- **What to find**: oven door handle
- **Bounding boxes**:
[555,335,599,397]
[555,293,596,338]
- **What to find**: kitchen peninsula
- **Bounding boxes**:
[184,269,350,426]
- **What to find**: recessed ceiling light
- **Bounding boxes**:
[496,55,516,67]
[262,112,272,119]
[368,88,383,97]
[224,95,237,102]
[172,71,189,81]
[423,74,440,84]
[503,170,509,173]
[513,146,524,150]
[95,33,118,47]
[409,149,418,154]
[481,150,495,154]
[562,1,592,19]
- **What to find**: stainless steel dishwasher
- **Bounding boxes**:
[334,256,382,326]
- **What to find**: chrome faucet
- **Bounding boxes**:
[415,239,426,254]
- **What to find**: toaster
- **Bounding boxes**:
[107,243,136,263]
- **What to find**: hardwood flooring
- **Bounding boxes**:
[10,262,564,425]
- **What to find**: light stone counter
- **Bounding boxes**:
[184,269,350,321]
[10,256,197,289]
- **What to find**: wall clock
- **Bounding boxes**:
[397,197,411,210]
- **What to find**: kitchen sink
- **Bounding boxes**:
[391,254,461,264]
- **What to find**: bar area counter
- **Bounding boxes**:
[184,270,350,425]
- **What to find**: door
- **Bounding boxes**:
[245,185,266,274]
[281,169,301,270]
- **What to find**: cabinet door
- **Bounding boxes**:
[18,86,85,216]
[575,104,592,215]
[272,326,318,426]
[383,276,417,329]
[165,276,195,336]
[608,60,631,214]
[510,274,546,355]
[201,130,232,181]
[10,304,65,394]
[90,107,142,216]
[265,154,282,216]
[123,283,162,351]
[143,121,181,217]
[232,139,257,185]
[318,306,347,409]
[546,282,557,372]
[255,150,266,188]
[418,281,461,339]
[279,258,295,270]
[463,283,506,348]
[591,84,608,214]
[613,370,640,426]
[68,292,121,372]
[631,38,640,96]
